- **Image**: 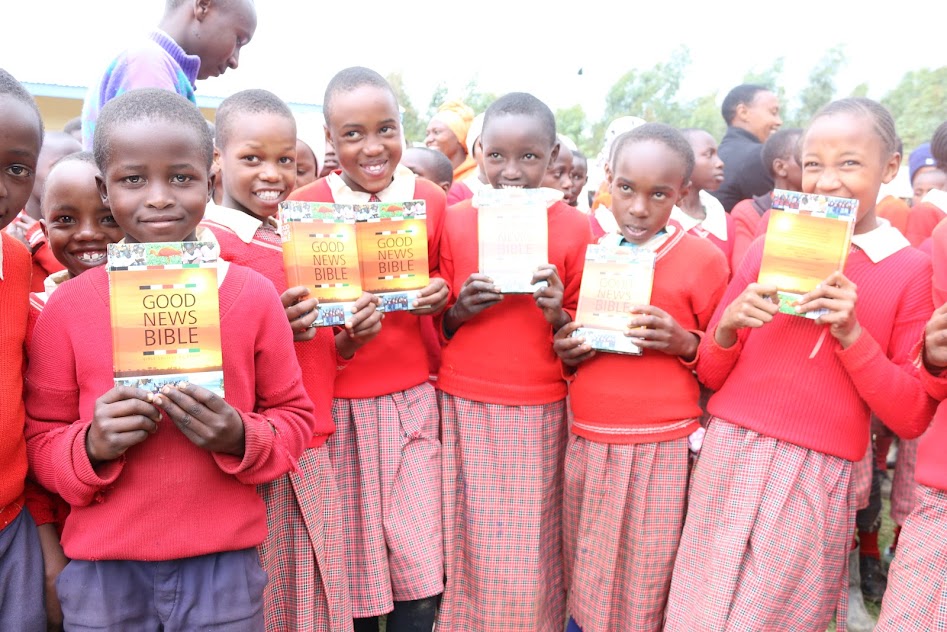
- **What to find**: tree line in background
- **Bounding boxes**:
[389,45,947,159]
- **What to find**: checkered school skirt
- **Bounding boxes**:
[437,393,568,632]
[258,445,352,632]
[664,418,854,632]
[876,484,947,631]
[852,437,873,510]
[563,434,690,632]
[890,437,919,525]
[330,383,443,618]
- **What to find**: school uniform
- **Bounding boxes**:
[876,217,947,630]
[24,244,316,630]
[0,232,45,631]
[286,168,446,618]
[729,193,772,273]
[670,191,734,265]
[664,220,936,631]
[23,221,65,293]
[436,190,590,631]
[201,203,352,632]
[905,188,947,247]
[563,228,728,632]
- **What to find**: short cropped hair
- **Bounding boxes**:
[931,121,947,168]
[51,150,96,170]
[215,88,294,149]
[610,122,695,183]
[483,92,557,147]
[761,127,802,178]
[93,88,214,172]
[63,116,82,135]
[721,84,769,126]
[0,68,44,141]
[323,66,394,122]
[404,146,454,185]
[809,98,898,157]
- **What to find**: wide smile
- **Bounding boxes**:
[253,189,285,204]
[361,160,389,178]
[71,249,108,266]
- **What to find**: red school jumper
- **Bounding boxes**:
[286,170,447,617]
[436,191,590,632]
[564,229,729,632]
[877,217,947,630]
[664,222,936,632]
[24,263,315,562]
[200,204,351,631]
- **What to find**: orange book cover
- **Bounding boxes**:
[279,201,361,327]
[573,243,655,355]
[758,189,858,319]
[354,200,429,312]
[476,188,549,293]
[107,241,224,396]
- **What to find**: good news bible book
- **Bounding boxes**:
[107,241,225,396]
[279,199,429,325]
[757,189,858,319]
[573,243,656,355]
[476,188,550,293]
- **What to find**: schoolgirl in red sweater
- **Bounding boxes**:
[554,123,728,632]
[287,68,448,632]
[664,98,937,631]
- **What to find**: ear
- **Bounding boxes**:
[881,151,901,185]
[194,0,212,21]
[39,218,48,239]
[324,124,334,149]
[735,102,750,123]
[96,173,109,206]
[213,145,221,168]
[677,180,691,204]
[548,142,561,169]
[439,182,451,195]
[207,170,217,201]
[772,157,788,179]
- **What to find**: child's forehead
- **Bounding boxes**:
[327,85,398,125]
[0,95,43,157]
[481,114,553,149]
[107,119,208,163]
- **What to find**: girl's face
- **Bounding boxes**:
[801,112,900,233]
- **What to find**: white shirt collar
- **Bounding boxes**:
[42,268,71,295]
[670,190,729,241]
[327,165,417,204]
[851,217,909,263]
[922,188,947,213]
[203,202,277,244]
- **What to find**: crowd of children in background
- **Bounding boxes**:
[3,2,947,631]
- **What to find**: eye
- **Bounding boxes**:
[53,214,76,225]
[524,153,538,160]
[102,215,119,226]
[803,161,820,169]
[171,174,193,183]
[842,160,860,167]
[6,164,33,178]
[343,130,362,140]
[279,156,294,165]
[619,184,632,193]
[653,192,667,199]
[122,175,143,184]
[381,126,397,135]
[488,152,501,159]
[242,155,260,163]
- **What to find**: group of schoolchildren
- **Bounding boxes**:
[3,15,947,632]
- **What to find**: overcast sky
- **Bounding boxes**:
[6,0,946,121]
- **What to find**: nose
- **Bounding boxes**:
[364,138,384,156]
[500,159,520,180]
[816,167,842,193]
[145,182,174,209]
[228,47,240,70]
[628,193,648,216]
[424,132,436,147]
[260,161,280,181]
[75,217,104,240]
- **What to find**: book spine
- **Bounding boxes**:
[282,222,300,289]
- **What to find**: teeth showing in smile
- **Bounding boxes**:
[364,164,386,176]
[501,185,524,189]
[77,251,106,263]
[255,190,282,202]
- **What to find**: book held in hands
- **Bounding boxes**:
[757,189,858,319]
[573,244,656,355]
[279,201,361,327]
[108,241,224,396]
[476,188,549,293]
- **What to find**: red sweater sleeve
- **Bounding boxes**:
[906,203,945,248]
[559,201,591,319]
[932,219,947,306]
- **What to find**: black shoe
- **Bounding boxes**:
[861,555,888,603]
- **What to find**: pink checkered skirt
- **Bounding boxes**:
[664,418,854,632]
[876,484,947,631]
[438,393,568,631]
[258,446,352,632]
[852,437,873,510]
[563,434,690,632]
[890,437,919,525]
[329,383,443,618]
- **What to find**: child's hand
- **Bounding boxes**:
[443,273,503,334]
[627,305,699,361]
[86,386,162,466]
[412,278,449,315]
[532,264,569,330]
[554,321,596,367]
[923,303,947,372]
[281,286,320,342]
[795,271,861,348]
[716,283,780,348]
[153,382,245,457]
[337,292,383,359]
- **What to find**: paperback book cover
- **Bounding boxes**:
[354,200,429,313]
[573,244,656,355]
[758,189,858,319]
[107,241,224,396]
[476,188,550,293]
[279,201,361,327]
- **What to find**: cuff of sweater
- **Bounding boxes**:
[835,327,883,375]
[679,330,705,370]
[70,424,123,494]
[213,413,271,476]
[919,341,947,400]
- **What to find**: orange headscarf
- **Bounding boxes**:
[433,100,475,153]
